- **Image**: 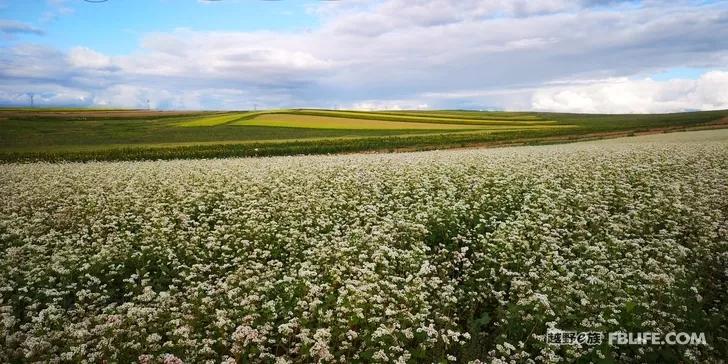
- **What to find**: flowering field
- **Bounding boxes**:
[1,130,727,363]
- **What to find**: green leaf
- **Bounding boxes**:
[475,312,491,328]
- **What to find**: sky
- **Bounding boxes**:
[0,0,727,113]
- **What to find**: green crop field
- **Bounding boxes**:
[1,108,727,162]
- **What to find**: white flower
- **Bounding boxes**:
[1,134,724,363]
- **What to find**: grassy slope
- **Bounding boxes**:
[1,108,727,162]
[0,114,437,150]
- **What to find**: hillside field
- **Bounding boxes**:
[1,108,727,162]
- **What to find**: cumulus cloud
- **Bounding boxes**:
[122,30,333,83]
[68,47,114,70]
[0,0,727,111]
[531,71,728,113]
[350,100,430,111]
[0,45,69,80]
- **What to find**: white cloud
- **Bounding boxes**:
[115,30,332,83]
[350,100,430,111]
[68,47,113,69]
[0,19,44,35]
[0,82,92,107]
[531,71,728,113]
[0,45,69,79]
[1,0,727,111]
[41,0,74,23]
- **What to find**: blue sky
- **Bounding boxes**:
[1,0,320,54]
[1,0,727,112]
[648,67,708,81]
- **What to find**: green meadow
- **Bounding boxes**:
[1,108,727,162]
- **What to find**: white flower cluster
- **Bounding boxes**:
[1,138,726,363]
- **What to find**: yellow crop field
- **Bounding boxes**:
[232,113,493,130]
[177,113,248,127]
[303,109,550,123]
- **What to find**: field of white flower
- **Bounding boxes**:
[1,130,727,363]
